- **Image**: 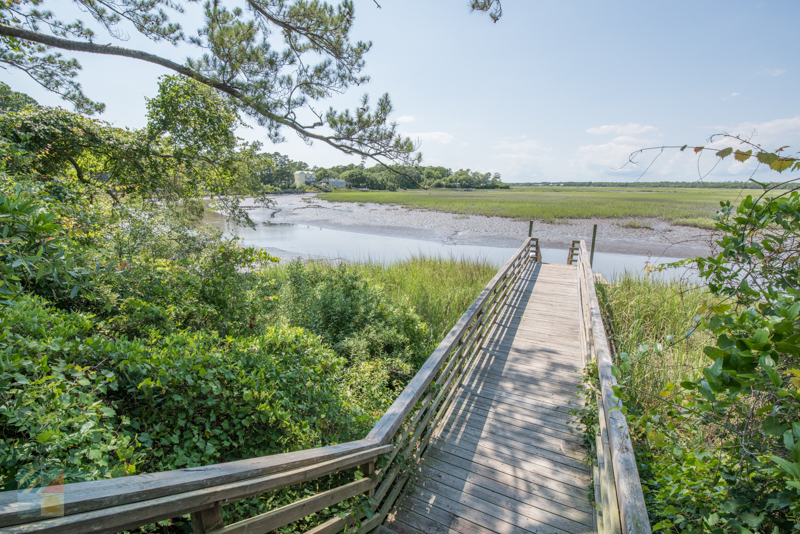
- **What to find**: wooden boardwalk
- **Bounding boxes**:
[384,262,594,534]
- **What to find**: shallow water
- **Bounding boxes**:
[204,213,690,281]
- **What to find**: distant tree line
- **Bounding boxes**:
[514,181,796,189]
[256,156,509,191]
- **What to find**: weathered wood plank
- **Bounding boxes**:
[0,440,381,528]
[434,421,590,473]
[414,476,576,534]
[428,440,590,492]
[418,464,592,532]
[446,396,584,439]
[457,387,576,421]
[470,366,583,394]
[391,497,500,534]
[422,448,592,512]
[371,525,403,534]
[404,486,538,534]
[453,392,582,432]
[2,446,391,534]
[445,398,584,445]
[459,378,578,414]
[577,242,651,534]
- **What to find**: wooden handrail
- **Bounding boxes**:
[2,239,537,534]
[574,240,651,534]
[367,238,534,446]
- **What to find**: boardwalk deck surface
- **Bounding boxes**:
[384,262,593,534]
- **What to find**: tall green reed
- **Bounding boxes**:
[266,256,497,344]
[597,273,712,411]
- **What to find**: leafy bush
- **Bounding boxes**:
[0,184,89,304]
[280,260,431,373]
[0,294,367,489]
[600,191,800,532]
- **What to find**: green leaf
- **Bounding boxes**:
[771,456,800,480]
[770,158,794,173]
[36,430,56,444]
[757,152,779,165]
[753,328,769,345]
[734,149,752,163]
[764,417,788,437]
[716,147,733,160]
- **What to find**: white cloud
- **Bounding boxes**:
[491,136,552,163]
[567,135,660,179]
[396,116,415,123]
[762,68,787,77]
[572,116,800,181]
[586,123,657,136]
[731,92,740,97]
[494,153,551,161]
[402,131,453,144]
[493,139,548,152]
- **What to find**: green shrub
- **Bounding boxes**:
[0,294,368,489]
[279,260,431,377]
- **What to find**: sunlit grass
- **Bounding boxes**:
[267,256,497,343]
[597,274,713,409]
[616,219,654,229]
[320,187,756,228]
[672,217,717,229]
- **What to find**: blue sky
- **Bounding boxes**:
[4,1,799,182]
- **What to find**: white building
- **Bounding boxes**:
[329,178,347,188]
[293,170,316,185]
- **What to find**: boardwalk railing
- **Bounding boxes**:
[0,240,536,534]
[573,240,651,534]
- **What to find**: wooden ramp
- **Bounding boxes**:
[384,263,594,534]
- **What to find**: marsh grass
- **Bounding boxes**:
[616,219,654,229]
[268,256,497,342]
[320,186,758,228]
[597,274,713,409]
[350,257,497,340]
[672,217,717,229]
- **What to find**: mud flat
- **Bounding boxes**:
[262,194,715,260]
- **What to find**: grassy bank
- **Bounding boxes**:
[320,187,760,227]
[267,257,497,348]
[597,274,711,409]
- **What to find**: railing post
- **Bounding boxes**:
[590,224,598,267]
[191,503,224,534]
[359,461,376,497]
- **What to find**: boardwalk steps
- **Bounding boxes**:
[0,238,651,534]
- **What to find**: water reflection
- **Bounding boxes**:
[203,214,689,281]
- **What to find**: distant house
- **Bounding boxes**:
[329,178,347,188]
[294,170,316,185]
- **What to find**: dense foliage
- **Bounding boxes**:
[0,84,494,531]
[0,172,439,530]
[600,187,800,532]
[316,163,508,191]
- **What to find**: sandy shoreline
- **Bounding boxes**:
[259,194,716,259]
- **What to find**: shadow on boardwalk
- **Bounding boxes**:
[385,262,595,534]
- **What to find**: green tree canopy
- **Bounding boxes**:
[0,82,38,112]
[0,1,501,168]
[0,75,269,222]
